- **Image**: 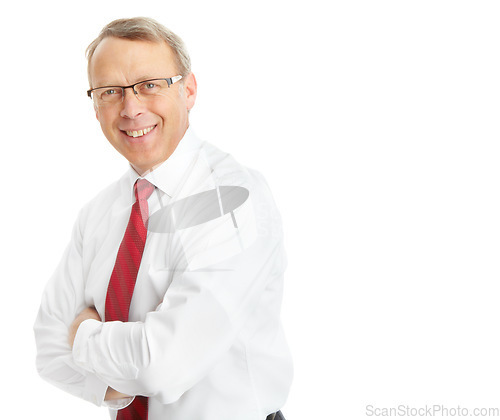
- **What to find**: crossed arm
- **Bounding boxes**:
[68,307,130,401]
[36,176,285,406]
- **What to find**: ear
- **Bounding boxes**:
[94,104,100,121]
[183,73,197,111]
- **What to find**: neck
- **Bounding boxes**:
[131,162,162,177]
[130,124,190,177]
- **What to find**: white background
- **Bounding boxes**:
[3,0,500,419]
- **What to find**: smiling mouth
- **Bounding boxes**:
[124,125,156,138]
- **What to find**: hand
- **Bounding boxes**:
[105,387,132,401]
[68,307,101,348]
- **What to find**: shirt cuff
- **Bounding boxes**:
[104,396,135,410]
[72,319,134,410]
[83,368,134,409]
[72,318,102,370]
[83,372,109,406]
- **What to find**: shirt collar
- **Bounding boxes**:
[125,126,203,200]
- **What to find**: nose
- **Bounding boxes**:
[120,87,145,119]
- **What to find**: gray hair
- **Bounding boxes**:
[86,17,191,85]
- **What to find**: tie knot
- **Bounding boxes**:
[135,179,155,201]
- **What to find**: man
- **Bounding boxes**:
[34,17,292,420]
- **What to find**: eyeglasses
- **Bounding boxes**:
[87,75,183,106]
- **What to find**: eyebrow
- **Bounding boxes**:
[93,76,161,89]
[132,76,159,84]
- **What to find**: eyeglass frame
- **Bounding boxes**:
[86,75,183,103]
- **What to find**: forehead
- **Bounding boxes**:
[89,37,176,86]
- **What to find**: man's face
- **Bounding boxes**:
[89,37,197,175]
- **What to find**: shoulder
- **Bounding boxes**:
[199,139,274,199]
[174,140,284,269]
[198,138,284,230]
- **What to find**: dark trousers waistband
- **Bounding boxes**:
[267,411,285,420]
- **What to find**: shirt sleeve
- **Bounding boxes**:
[33,210,110,407]
[71,175,287,404]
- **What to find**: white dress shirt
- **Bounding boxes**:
[34,128,293,420]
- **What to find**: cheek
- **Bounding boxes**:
[152,95,183,119]
[98,110,117,131]
[96,112,120,145]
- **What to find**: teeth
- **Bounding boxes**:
[126,126,154,138]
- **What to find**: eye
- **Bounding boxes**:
[138,80,162,95]
[103,88,119,96]
[98,88,123,102]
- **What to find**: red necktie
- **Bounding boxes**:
[105,178,155,420]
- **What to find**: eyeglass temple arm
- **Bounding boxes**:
[170,75,183,85]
